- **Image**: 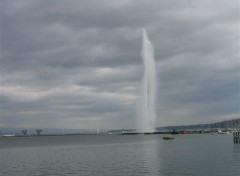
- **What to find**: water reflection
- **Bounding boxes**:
[141,139,161,175]
[233,144,240,153]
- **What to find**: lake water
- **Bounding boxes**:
[0,134,239,176]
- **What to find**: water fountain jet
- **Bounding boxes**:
[137,29,157,133]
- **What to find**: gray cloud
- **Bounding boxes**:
[0,0,239,129]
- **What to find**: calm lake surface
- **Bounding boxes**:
[0,134,239,176]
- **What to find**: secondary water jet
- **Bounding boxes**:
[137,29,157,133]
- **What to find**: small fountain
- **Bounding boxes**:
[137,29,157,133]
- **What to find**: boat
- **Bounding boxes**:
[163,135,174,140]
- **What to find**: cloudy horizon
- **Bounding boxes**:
[1,0,239,130]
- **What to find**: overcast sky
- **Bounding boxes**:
[1,0,239,130]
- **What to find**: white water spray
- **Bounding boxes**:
[137,29,157,133]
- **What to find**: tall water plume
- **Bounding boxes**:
[137,29,157,133]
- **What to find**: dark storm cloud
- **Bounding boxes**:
[0,0,239,129]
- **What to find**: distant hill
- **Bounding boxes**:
[0,128,104,135]
[1,119,239,135]
[157,118,240,131]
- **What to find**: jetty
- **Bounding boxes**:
[233,131,240,144]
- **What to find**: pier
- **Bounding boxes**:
[233,131,240,144]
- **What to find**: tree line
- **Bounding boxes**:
[21,129,42,136]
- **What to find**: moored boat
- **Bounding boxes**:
[163,135,174,140]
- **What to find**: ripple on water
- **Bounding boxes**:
[0,135,239,176]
